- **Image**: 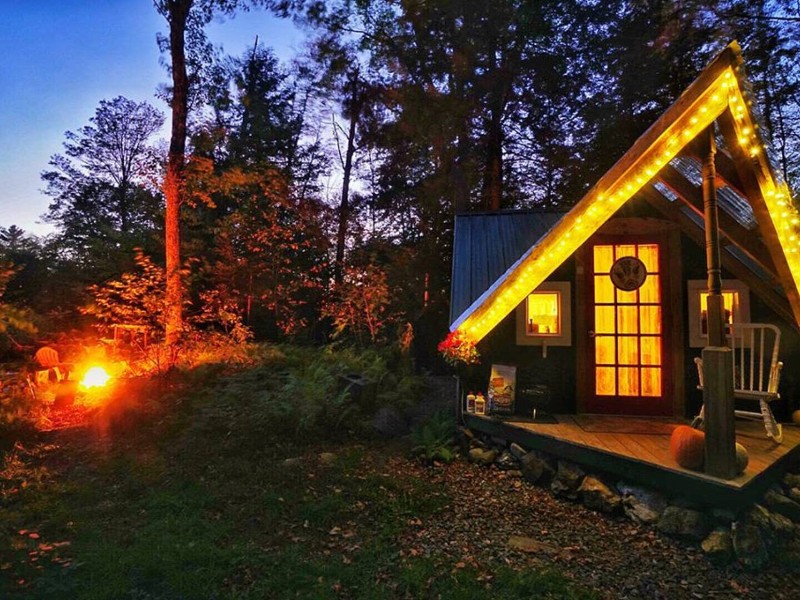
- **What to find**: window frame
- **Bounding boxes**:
[687,279,750,347]
[515,282,572,346]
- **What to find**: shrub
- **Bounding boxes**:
[410,410,457,464]
[0,373,36,427]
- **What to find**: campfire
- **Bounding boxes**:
[79,366,112,390]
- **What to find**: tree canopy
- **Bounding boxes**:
[7,0,796,362]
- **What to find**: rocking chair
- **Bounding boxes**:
[694,323,784,443]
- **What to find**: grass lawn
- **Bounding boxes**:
[0,347,594,599]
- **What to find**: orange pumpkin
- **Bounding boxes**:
[735,443,749,474]
[670,425,705,470]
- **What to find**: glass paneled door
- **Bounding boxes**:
[586,240,672,415]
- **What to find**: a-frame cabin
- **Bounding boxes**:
[449,42,800,504]
[451,41,800,419]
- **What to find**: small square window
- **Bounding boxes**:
[516,282,571,346]
[687,280,750,347]
[526,292,560,335]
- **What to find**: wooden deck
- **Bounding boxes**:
[464,413,800,512]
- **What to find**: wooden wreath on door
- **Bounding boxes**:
[610,256,647,291]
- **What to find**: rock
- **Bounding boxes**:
[783,473,800,490]
[777,538,800,573]
[551,461,585,500]
[769,512,795,538]
[460,427,476,441]
[657,506,710,540]
[506,469,523,478]
[372,406,409,438]
[490,436,508,447]
[282,457,303,468]
[495,450,518,470]
[578,476,621,514]
[701,529,734,565]
[733,524,769,570]
[469,438,488,449]
[519,452,553,485]
[509,442,527,459]
[507,535,559,555]
[764,489,800,523]
[710,508,737,525]
[618,482,667,525]
[746,504,772,531]
[319,452,337,466]
[469,447,497,465]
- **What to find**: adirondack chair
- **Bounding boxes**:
[694,323,783,443]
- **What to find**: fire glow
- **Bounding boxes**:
[80,366,111,390]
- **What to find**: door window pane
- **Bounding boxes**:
[594,245,614,273]
[640,306,662,334]
[639,275,660,304]
[640,337,661,365]
[595,336,615,365]
[617,306,639,334]
[595,306,616,334]
[618,367,640,396]
[594,276,615,303]
[596,367,616,395]
[641,368,662,397]
[615,245,637,259]
[617,336,639,365]
[637,244,659,272]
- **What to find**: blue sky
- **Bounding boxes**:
[0,1,302,235]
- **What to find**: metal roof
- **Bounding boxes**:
[670,155,757,229]
[450,210,564,324]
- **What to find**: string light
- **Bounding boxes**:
[453,60,800,343]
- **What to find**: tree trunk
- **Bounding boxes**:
[334,76,362,286]
[481,108,503,211]
[164,0,191,345]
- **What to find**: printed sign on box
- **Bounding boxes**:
[488,364,516,415]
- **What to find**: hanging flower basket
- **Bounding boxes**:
[438,331,480,366]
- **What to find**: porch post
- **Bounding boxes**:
[701,127,737,480]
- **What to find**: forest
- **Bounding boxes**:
[2,0,800,366]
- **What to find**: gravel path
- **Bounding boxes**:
[393,457,797,599]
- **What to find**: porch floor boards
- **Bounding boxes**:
[464,413,800,511]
